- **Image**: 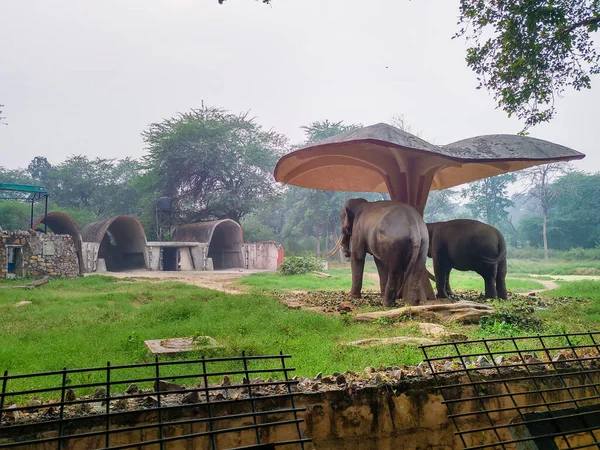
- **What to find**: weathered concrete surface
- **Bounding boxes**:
[3,370,600,450]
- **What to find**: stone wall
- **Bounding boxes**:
[2,370,599,449]
[0,230,79,279]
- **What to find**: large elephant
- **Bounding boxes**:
[427,219,507,299]
[329,198,429,307]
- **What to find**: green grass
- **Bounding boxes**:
[1,276,422,394]
[537,280,600,332]
[2,274,600,399]
[508,259,600,276]
[239,265,544,293]
[238,271,375,291]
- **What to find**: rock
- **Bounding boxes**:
[338,302,353,312]
[221,376,231,386]
[65,389,76,402]
[154,380,183,392]
[125,384,139,395]
[93,387,107,399]
[113,398,128,410]
[494,356,506,365]
[314,372,322,380]
[143,396,158,407]
[392,369,405,380]
[266,377,273,383]
[182,390,200,404]
[345,336,437,348]
[27,398,42,412]
[553,353,567,362]
[243,377,250,384]
[321,376,334,384]
[462,356,472,365]
[3,405,19,422]
[43,406,55,416]
[476,356,491,367]
[443,361,455,371]
[15,300,32,307]
[290,376,298,382]
[74,403,92,415]
[311,382,320,391]
[364,366,376,373]
[418,323,449,337]
[416,362,425,377]
[214,392,226,401]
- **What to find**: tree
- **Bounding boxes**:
[0,104,6,126]
[27,157,52,185]
[548,172,600,249]
[462,173,517,229]
[424,190,458,222]
[457,0,600,129]
[518,163,571,259]
[143,106,286,223]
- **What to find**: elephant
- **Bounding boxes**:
[328,198,429,307]
[426,219,507,299]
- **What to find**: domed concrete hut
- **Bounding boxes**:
[174,219,244,270]
[81,216,148,272]
[274,123,585,302]
[34,212,85,275]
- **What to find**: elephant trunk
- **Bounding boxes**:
[327,235,344,257]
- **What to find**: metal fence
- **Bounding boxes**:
[420,332,600,450]
[0,352,309,450]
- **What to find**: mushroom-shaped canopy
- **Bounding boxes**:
[274,123,584,213]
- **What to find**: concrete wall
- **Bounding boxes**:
[2,371,599,449]
[243,241,284,270]
[0,230,79,279]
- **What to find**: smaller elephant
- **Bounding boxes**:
[427,219,507,299]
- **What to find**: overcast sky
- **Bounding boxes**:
[0,0,598,174]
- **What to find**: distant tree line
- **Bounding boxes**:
[0,105,596,257]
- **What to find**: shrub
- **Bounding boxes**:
[480,300,543,333]
[278,253,325,275]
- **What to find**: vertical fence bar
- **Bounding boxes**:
[154,357,164,450]
[0,370,8,425]
[242,351,261,445]
[105,362,111,449]
[280,351,305,450]
[201,356,217,450]
[58,368,67,450]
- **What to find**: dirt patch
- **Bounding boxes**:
[91,270,255,294]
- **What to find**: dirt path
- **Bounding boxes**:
[90,269,260,294]
[518,278,560,296]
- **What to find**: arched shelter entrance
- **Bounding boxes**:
[81,216,147,272]
[274,123,585,303]
[174,219,244,269]
[34,212,85,275]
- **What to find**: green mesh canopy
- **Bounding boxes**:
[0,183,48,201]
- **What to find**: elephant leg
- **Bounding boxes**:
[433,259,449,298]
[482,265,498,299]
[374,257,387,295]
[395,272,405,300]
[445,268,453,296]
[496,258,508,299]
[383,269,401,307]
[350,255,365,298]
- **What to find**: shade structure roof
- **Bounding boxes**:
[0,183,48,201]
[274,123,585,200]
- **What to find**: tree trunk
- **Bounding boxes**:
[316,224,321,257]
[542,206,549,260]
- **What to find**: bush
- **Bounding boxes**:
[279,253,325,275]
[480,301,543,332]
